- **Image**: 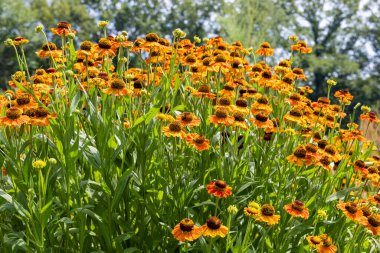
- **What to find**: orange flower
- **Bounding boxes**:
[94,38,117,57]
[192,84,216,99]
[368,194,380,205]
[360,112,380,123]
[334,90,353,105]
[0,108,29,127]
[102,79,133,96]
[251,95,272,115]
[201,216,229,238]
[287,145,307,166]
[232,111,248,130]
[255,204,280,225]
[250,112,274,129]
[36,42,63,59]
[363,214,380,235]
[244,202,261,218]
[316,234,337,253]
[255,42,274,56]
[186,134,210,151]
[306,235,322,249]
[336,201,365,224]
[291,40,312,54]
[206,180,232,198]
[162,121,186,139]
[177,112,201,127]
[51,21,75,37]
[172,218,202,242]
[27,107,56,126]
[233,98,250,115]
[209,108,234,126]
[284,200,309,220]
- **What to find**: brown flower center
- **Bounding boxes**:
[294,146,307,158]
[236,98,248,108]
[80,41,92,51]
[169,121,182,132]
[247,88,257,94]
[324,145,336,155]
[42,42,57,51]
[320,156,331,166]
[215,109,228,119]
[282,76,293,85]
[257,95,269,104]
[310,236,322,245]
[133,79,144,89]
[260,42,271,48]
[230,51,240,57]
[24,108,36,117]
[224,84,234,91]
[35,107,49,118]
[374,194,380,202]
[218,97,231,106]
[318,97,330,105]
[368,166,377,174]
[16,94,31,105]
[110,79,126,89]
[252,64,263,72]
[289,108,302,117]
[306,143,318,153]
[98,38,112,49]
[6,108,22,120]
[255,113,268,122]
[145,33,159,42]
[202,57,212,66]
[261,204,275,216]
[318,140,328,149]
[291,200,305,211]
[179,218,194,232]
[290,93,301,101]
[206,216,222,230]
[293,68,304,75]
[344,202,358,214]
[185,55,196,63]
[215,180,227,189]
[197,84,211,93]
[354,160,366,168]
[57,21,70,29]
[194,135,205,144]
[368,215,380,227]
[361,207,372,217]
[261,70,272,79]
[215,54,227,63]
[233,112,245,122]
[181,112,194,122]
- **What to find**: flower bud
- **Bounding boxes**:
[194,36,201,44]
[227,205,238,215]
[35,25,44,33]
[361,105,371,113]
[98,20,109,28]
[327,79,336,86]
[172,28,186,38]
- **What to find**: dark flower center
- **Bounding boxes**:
[180,218,194,232]
[294,147,306,158]
[35,107,49,118]
[169,121,182,132]
[57,21,70,29]
[198,84,211,93]
[306,143,318,153]
[42,42,57,51]
[318,140,328,149]
[6,108,22,120]
[110,79,126,89]
[255,113,268,122]
[80,41,93,51]
[194,135,205,144]
[233,112,245,122]
[236,98,248,107]
[98,38,112,49]
[261,204,275,216]
[218,98,231,106]
[215,109,227,119]
[289,108,302,117]
[181,112,193,122]
[16,94,31,105]
[206,216,221,230]
[368,216,380,227]
[145,33,159,42]
[291,200,305,211]
[344,203,358,214]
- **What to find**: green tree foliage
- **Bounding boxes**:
[113,0,224,39]
[0,0,97,87]
[221,0,379,109]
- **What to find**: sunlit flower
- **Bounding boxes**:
[186,133,210,151]
[162,121,186,138]
[255,42,274,56]
[255,204,280,225]
[172,218,202,242]
[206,180,232,198]
[0,108,29,127]
[284,200,309,220]
[201,216,229,238]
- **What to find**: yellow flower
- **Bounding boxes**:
[227,205,238,215]
[32,160,47,169]
[98,21,109,28]
[327,79,337,86]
